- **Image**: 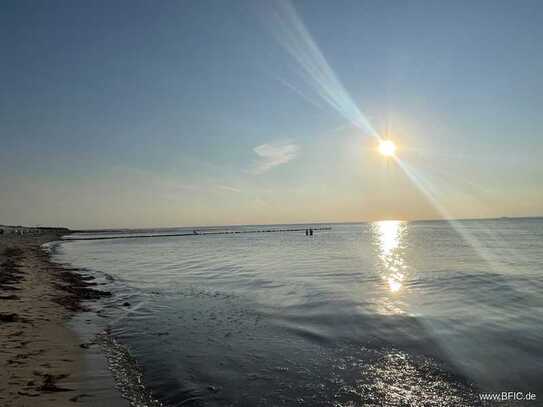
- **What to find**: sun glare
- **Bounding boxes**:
[378,140,396,157]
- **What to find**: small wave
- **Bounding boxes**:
[97,330,168,407]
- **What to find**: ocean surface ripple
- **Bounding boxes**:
[55,219,543,406]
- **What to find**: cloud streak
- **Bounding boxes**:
[252,142,299,174]
[217,185,241,193]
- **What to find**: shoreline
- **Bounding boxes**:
[0,232,115,406]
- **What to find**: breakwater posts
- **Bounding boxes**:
[64,227,332,241]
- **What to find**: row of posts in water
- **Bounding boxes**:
[66,226,331,240]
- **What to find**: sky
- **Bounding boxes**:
[1,0,542,229]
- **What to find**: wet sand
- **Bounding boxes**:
[0,232,111,406]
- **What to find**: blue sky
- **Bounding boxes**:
[1,0,542,228]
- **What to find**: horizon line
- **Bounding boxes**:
[4,214,538,233]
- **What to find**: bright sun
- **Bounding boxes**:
[378,140,396,157]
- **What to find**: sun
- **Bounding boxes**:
[378,140,396,157]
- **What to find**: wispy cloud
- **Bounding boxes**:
[171,184,203,191]
[252,142,299,174]
[217,185,241,193]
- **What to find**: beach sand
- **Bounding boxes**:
[0,232,110,406]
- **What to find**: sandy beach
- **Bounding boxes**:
[0,231,110,406]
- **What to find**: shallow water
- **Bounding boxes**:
[55,219,543,406]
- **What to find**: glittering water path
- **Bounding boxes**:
[56,220,543,406]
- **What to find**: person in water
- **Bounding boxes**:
[305,229,309,236]
[309,228,313,236]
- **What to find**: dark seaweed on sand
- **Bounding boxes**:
[52,266,111,312]
[0,312,20,323]
[1,243,111,313]
[0,247,25,291]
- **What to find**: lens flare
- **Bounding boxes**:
[263,1,380,138]
[379,140,396,157]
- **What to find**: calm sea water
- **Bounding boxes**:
[54,219,543,406]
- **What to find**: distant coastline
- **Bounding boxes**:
[0,225,70,235]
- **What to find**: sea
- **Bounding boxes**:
[50,219,543,406]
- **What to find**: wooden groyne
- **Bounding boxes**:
[64,227,332,241]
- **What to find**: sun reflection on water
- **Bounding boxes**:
[387,276,402,292]
[372,220,408,294]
